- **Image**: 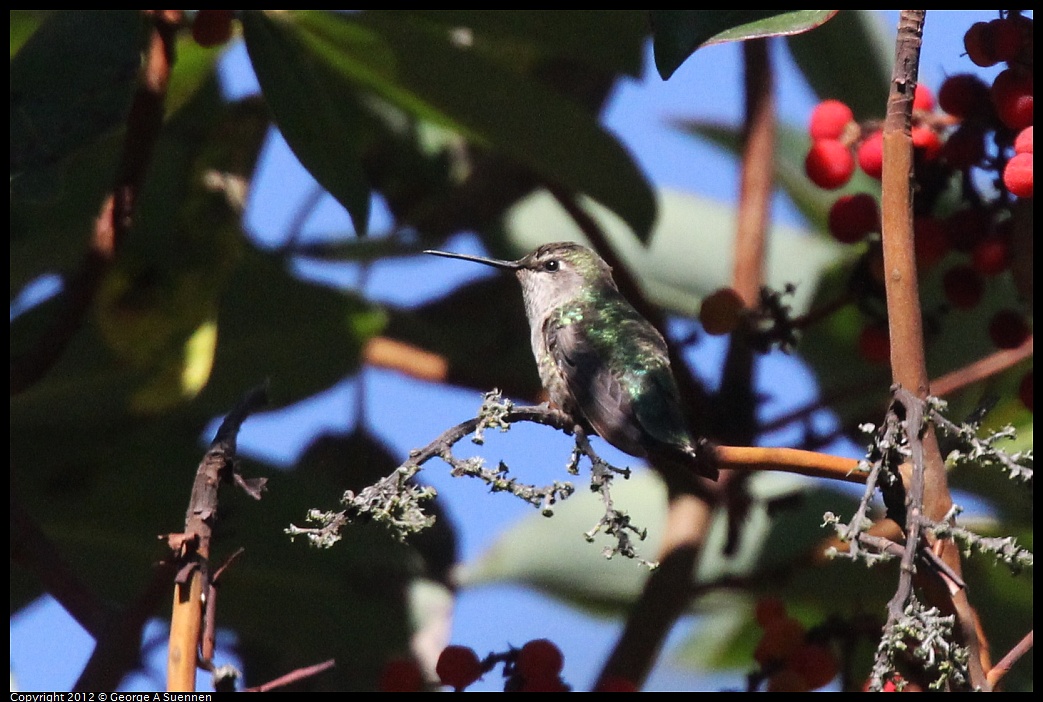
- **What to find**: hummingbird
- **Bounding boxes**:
[425,241,718,482]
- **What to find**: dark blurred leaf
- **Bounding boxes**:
[241,10,657,242]
[10,11,148,198]
[785,9,893,120]
[387,10,648,78]
[241,10,373,236]
[385,275,543,401]
[197,248,387,410]
[650,10,837,79]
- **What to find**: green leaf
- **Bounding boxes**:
[650,10,837,79]
[241,10,373,236]
[384,10,648,78]
[459,470,853,614]
[501,187,851,320]
[10,10,149,198]
[785,9,893,120]
[245,10,656,242]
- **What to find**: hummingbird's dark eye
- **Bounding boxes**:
[543,260,559,272]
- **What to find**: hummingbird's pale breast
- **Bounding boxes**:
[424,242,717,481]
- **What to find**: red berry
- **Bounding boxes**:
[596,676,639,692]
[192,10,235,47]
[857,130,884,179]
[942,265,984,310]
[436,645,482,690]
[913,216,950,269]
[518,675,569,692]
[986,17,1024,63]
[991,68,1033,131]
[828,193,879,244]
[809,99,855,140]
[1014,126,1033,154]
[754,597,788,628]
[964,21,1000,67]
[988,310,1030,349]
[767,668,812,693]
[944,207,990,252]
[754,616,806,665]
[789,643,839,690]
[1003,152,1033,198]
[971,233,1011,275]
[517,639,564,680]
[805,139,856,189]
[858,323,890,365]
[700,287,745,335]
[380,657,424,692]
[913,84,935,112]
[1019,371,1032,412]
[912,126,942,161]
[938,74,992,119]
[940,124,986,169]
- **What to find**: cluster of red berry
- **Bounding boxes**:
[804,12,1032,407]
[190,10,236,47]
[378,638,581,692]
[752,597,839,692]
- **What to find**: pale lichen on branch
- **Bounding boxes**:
[825,385,1030,691]
[289,390,651,561]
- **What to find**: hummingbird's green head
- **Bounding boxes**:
[425,241,618,319]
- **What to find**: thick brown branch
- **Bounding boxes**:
[10,10,179,396]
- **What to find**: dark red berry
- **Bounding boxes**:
[858,323,890,365]
[517,639,564,680]
[940,124,986,170]
[789,643,839,690]
[991,68,1033,131]
[942,265,984,310]
[436,645,482,690]
[192,10,235,47]
[938,74,991,119]
[1019,371,1032,412]
[944,207,990,252]
[380,657,424,692]
[596,676,639,692]
[913,216,950,269]
[971,233,1011,275]
[986,17,1024,63]
[828,193,879,244]
[988,310,1030,349]
[700,287,745,335]
[964,21,1000,67]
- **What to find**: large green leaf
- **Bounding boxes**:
[459,469,864,615]
[241,10,657,242]
[10,11,148,199]
[240,10,373,236]
[785,9,893,120]
[650,11,837,80]
[499,187,852,320]
[387,10,648,78]
[10,18,226,297]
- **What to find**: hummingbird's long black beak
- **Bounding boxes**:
[424,249,521,271]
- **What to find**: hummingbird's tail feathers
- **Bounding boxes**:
[650,438,719,484]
